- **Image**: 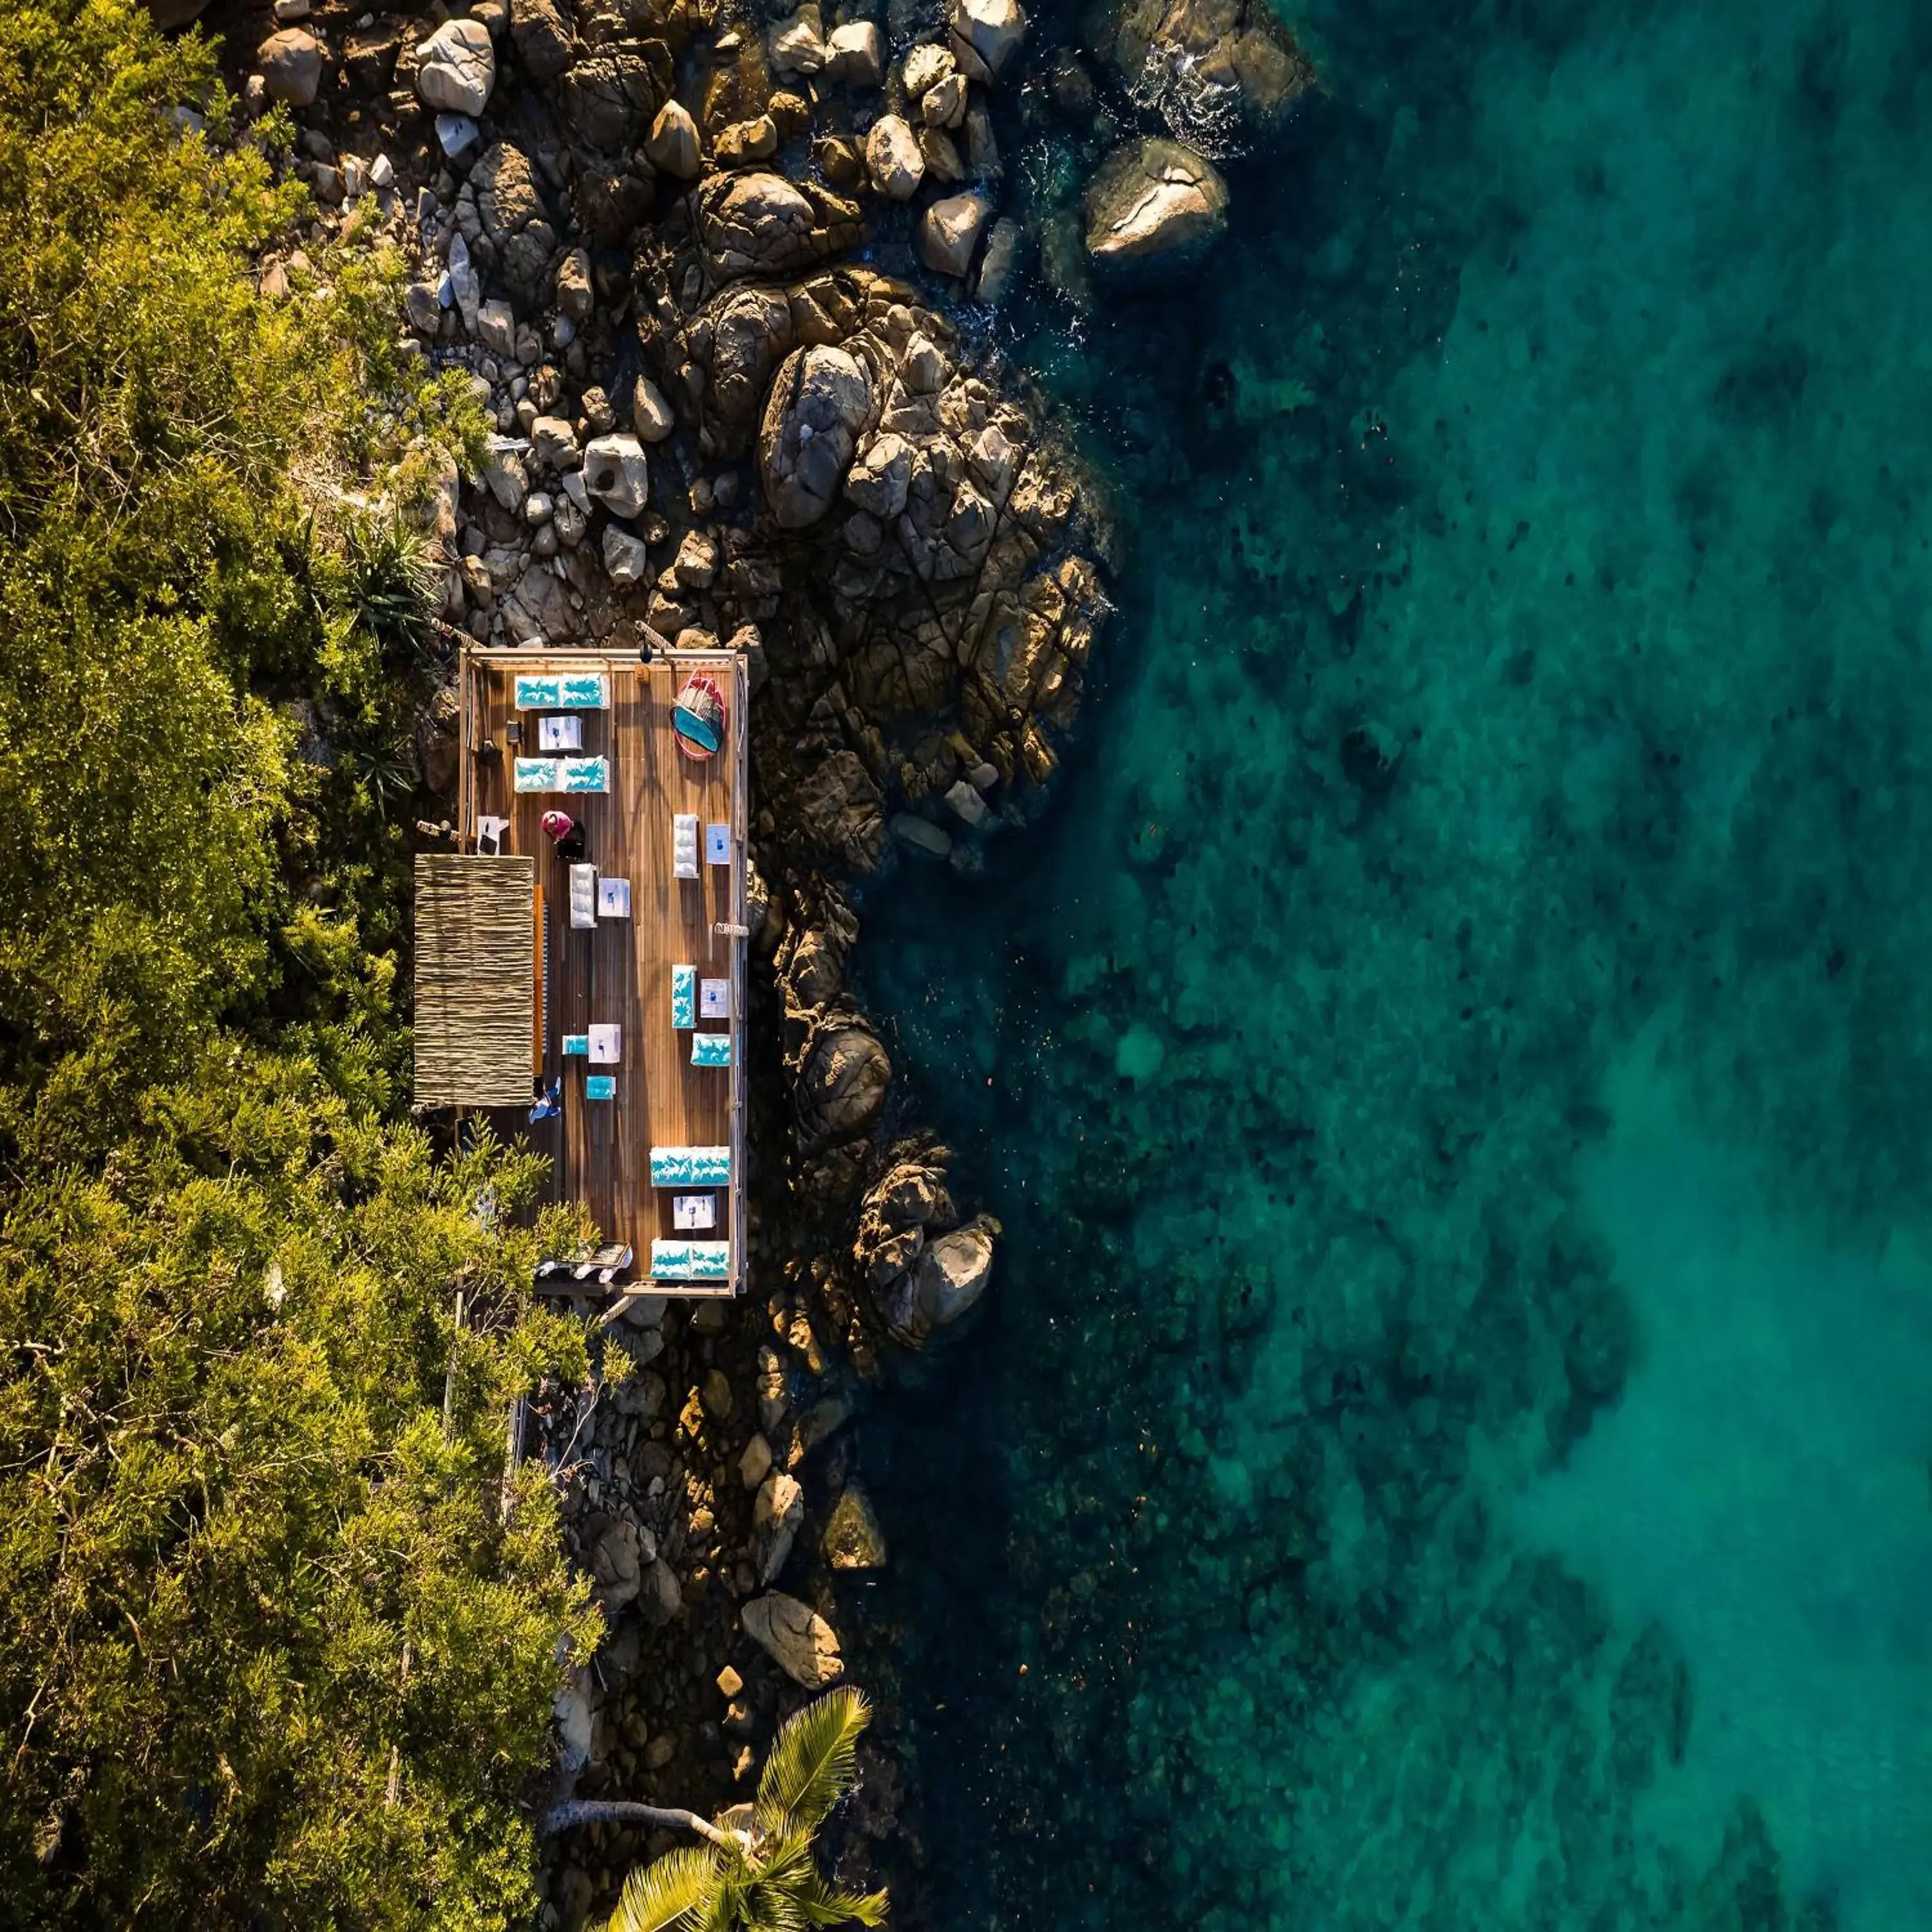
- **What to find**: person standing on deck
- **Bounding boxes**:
[540,809,587,860]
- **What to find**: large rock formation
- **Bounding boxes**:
[1094,0,1315,140]
[1084,137,1229,271]
[742,1592,844,1687]
[759,345,875,528]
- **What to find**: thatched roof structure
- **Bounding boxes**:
[413,855,536,1108]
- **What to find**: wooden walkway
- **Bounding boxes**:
[457,647,749,1297]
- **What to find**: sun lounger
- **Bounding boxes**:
[585,1074,616,1099]
[649,1145,730,1187]
[699,978,730,1019]
[670,963,696,1030]
[514,755,611,794]
[691,1034,731,1068]
[515,672,609,710]
[588,1024,621,1065]
[650,1238,731,1282]
[672,813,699,880]
[569,862,596,929]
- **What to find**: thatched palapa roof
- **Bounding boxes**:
[413,854,536,1109]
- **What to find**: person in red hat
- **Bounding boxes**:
[540,810,587,860]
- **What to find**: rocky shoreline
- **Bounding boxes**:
[178,0,1314,1916]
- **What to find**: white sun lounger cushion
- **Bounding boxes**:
[569,863,596,929]
[588,1024,621,1065]
[672,813,699,880]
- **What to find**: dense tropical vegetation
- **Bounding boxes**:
[0,1,601,1922]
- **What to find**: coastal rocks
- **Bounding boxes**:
[824,21,884,87]
[415,18,496,118]
[473,143,558,310]
[558,44,668,155]
[823,1484,887,1569]
[1084,137,1228,271]
[767,10,826,79]
[699,287,796,448]
[591,1517,652,1612]
[917,192,992,278]
[582,433,650,517]
[951,0,1027,77]
[695,173,862,281]
[602,524,651,585]
[759,345,874,529]
[752,1468,805,1582]
[646,99,703,178]
[511,0,575,81]
[741,1592,843,1687]
[258,28,324,106]
[554,246,594,321]
[795,1023,891,1144]
[881,1217,997,1348]
[1099,0,1315,139]
[853,1144,956,1287]
[864,116,925,202]
[974,216,1023,303]
[631,375,677,442]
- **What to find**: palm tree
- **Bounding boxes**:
[543,1686,889,1932]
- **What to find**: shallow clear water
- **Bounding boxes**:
[854,0,1932,1926]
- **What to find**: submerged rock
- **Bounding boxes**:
[823,1483,887,1569]
[1084,137,1229,272]
[1098,0,1314,139]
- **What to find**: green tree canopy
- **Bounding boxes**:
[0,0,596,1923]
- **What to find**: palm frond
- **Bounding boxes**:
[755,1688,871,1837]
[694,1861,748,1932]
[743,1880,813,1932]
[799,1877,889,1928]
[606,1844,722,1932]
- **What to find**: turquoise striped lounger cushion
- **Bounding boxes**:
[671,963,696,1030]
[562,1034,589,1057]
[515,672,609,710]
[585,1074,616,1100]
[513,755,610,793]
[650,1239,730,1281]
[649,1146,730,1187]
[691,1034,732,1068]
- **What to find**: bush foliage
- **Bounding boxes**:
[0,2,594,1924]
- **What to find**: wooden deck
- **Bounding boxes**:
[457,647,749,1298]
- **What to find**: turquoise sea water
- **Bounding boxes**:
[854,0,1932,1926]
